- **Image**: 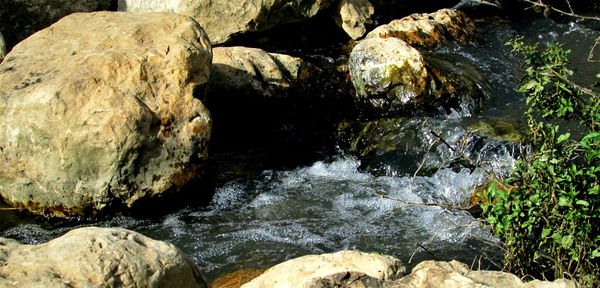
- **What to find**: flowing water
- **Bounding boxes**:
[1,17,598,281]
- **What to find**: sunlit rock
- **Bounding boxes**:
[349,36,429,111]
[0,227,209,287]
[335,0,375,40]
[0,31,5,63]
[0,12,212,217]
[366,8,475,49]
[210,46,308,98]
[211,268,265,288]
[119,0,333,44]
[0,0,112,49]
[241,250,406,288]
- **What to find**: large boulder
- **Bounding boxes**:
[365,8,475,49]
[119,0,334,44]
[387,260,577,288]
[0,227,209,287]
[0,31,5,63]
[210,46,308,98]
[0,0,113,50]
[241,250,406,288]
[0,12,212,217]
[335,0,375,40]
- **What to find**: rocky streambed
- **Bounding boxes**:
[0,0,598,287]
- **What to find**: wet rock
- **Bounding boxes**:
[307,271,385,287]
[366,9,475,49]
[241,250,406,288]
[348,37,429,112]
[348,117,518,177]
[335,0,375,40]
[387,260,577,288]
[119,0,333,44]
[211,268,265,288]
[0,0,113,49]
[0,227,209,287]
[0,31,5,63]
[210,46,308,98]
[0,12,212,217]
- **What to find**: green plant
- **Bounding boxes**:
[480,36,599,286]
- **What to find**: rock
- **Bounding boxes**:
[387,260,577,288]
[210,46,307,98]
[0,12,212,217]
[119,0,333,44]
[0,31,5,63]
[335,0,375,40]
[0,0,113,50]
[348,117,518,177]
[241,250,406,288]
[211,268,265,288]
[307,271,385,287]
[0,227,209,287]
[348,36,429,111]
[365,9,475,49]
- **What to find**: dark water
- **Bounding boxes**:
[1,18,598,281]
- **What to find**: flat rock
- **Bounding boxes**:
[241,250,406,288]
[0,12,212,217]
[119,0,333,44]
[0,227,209,287]
[210,46,306,98]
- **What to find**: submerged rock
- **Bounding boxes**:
[241,250,406,288]
[210,46,308,98]
[348,117,519,177]
[119,0,333,44]
[335,0,375,40]
[0,227,209,287]
[0,12,212,217]
[0,31,4,62]
[0,0,113,49]
[366,8,475,49]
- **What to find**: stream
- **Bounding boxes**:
[1,16,598,281]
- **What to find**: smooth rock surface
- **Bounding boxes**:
[0,0,112,49]
[0,12,212,217]
[387,260,577,288]
[366,9,475,49]
[210,46,307,98]
[348,36,429,111]
[241,250,406,288]
[0,31,5,63]
[0,227,209,288]
[119,0,333,44]
[336,0,375,40]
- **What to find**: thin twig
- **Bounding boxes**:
[0,207,20,211]
[523,0,600,21]
[544,69,600,98]
[376,192,469,210]
[588,36,599,63]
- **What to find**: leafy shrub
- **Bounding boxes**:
[480,36,599,286]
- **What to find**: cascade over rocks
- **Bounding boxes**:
[119,0,334,45]
[335,0,375,40]
[210,46,309,98]
[0,12,212,217]
[0,227,210,288]
[366,9,476,49]
[0,0,113,50]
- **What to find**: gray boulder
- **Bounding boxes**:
[0,227,209,288]
[335,0,375,40]
[0,12,212,217]
[119,0,334,44]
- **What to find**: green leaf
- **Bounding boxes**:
[576,200,590,207]
[557,133,570,144]
[592,249,600,259]
[558,196,570,207]
[541,228,552,238]
[560,235,573,249]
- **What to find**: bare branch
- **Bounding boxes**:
[523,0,600,21]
